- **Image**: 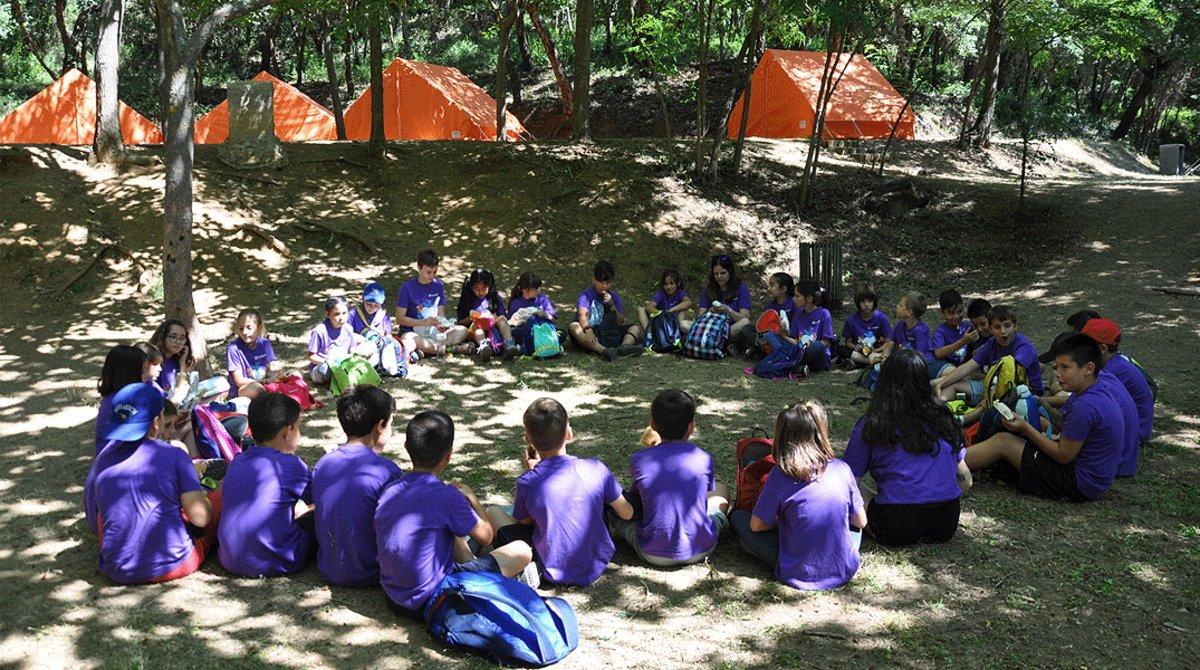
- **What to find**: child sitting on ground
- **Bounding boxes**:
[1079,319,1148,477]
[740,272,794,358]
[227,308,280,398]
[348,282,407,377]
[934,305,1044,404]
[218,393,315,577]
[394,249,468,359]
[84,381,220,583]
[965,298,993,361]
[637,269,693,333]
[312,385,404,587]
[568,260,644,361]
[135,342,165,394]
[837,284,890,368]
[454,268,522,362]
[880,291,934,370]
[785,280,836,373]
[375,410,536,617]
[609,389,730,566]
[149,319,195,404]
[307,295,371,387]
[507,272,559,356]
[95,345,148,453]
[966,334,1124,502]
[929,290,978,381]
[486,398,634,586]
[731,400,866,590]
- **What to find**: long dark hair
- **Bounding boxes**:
[510,271,542,303]
[862,348,963,455]
[706,254,742,303]
[457,269,503,321]
[150,319,195,369]
[98,344,147,397]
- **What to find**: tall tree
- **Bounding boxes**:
[495,0,520,142]
[571,0,593,140]
[154,0,280,373]
[368,17,385,157]
[93,0,126,164]
[319,13,347,139]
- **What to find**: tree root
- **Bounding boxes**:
[235,225,293,258]
[53,243,137,296]
[290,220,376,253]
[1150,285,1200,297]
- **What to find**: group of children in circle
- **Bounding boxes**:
[84,247,1156,628]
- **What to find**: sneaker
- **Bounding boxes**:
[502,344,522,361]
[408,350,423,364]
[477,345,493,363]
[618,345,644,358]
[455,342,476,356]
[516,560,541,589]
[603,347,619,362]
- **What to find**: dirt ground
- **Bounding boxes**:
[0,137,1197,669]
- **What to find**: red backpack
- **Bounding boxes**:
[734,429,776,513]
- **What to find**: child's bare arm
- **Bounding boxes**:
[935,359,979,390]
[748,513,776,532]
[608,494,635,521]
[180,490,212,528]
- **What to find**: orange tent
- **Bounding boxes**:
[727,50,915,140]
[194,71,338,144]
[0,68,162,145]
[344,58,525,141]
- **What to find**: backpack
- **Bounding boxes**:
[263,374,325,411]
[1121,354,1159,402]
[646,310,682,353]
[980,355,1028,408]
[192,402,243,462]
[855,363,881,392]
[734,429,775,512]
[531,322,563,359]
[682,311,730,360]
[977,386,1052,442]
[753,332,803,379]
[423,571,579,667]
[330,356,383,396]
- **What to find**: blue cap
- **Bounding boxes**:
[363,281,386,305]
[103,382,165,442]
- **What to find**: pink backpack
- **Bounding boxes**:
[263,375,324,411]
[191,403,242,462]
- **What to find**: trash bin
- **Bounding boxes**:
[1159,144,1185,175]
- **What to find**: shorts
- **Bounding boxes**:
[867,498,960,546]
[995,441,1087,502]
[927,360,953,379]
[596,323,637,348]
[966,379,985,404]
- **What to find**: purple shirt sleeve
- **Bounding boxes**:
[818,310,835,341]
[735,283,752,313]
[603,467,622,504]
[610,290,624,315]
[1061,396,1099,444]
[576,290,591,311]
[539,295,557,319]
[307,326,325,355]
[512,479,530,522]
[846,464,865,519]
[842,424,870,479]
[971,337,994,367]
[751,469,783,524]
[175,447,203,495]
[698,288,711,309]
[651,290,665,309]
[447,488,480,537]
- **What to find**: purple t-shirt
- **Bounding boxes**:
[630,440,718,560]
[842,419,966,505]
[842,309,891,348]
[1060,381,1123,500]
[577,286,625,326]
[313,444,404,587]
[752,460,864,590]
[891,319,935,362]
[83,438,203,583]
[790,306,835,343]
[971,332,1044,395]
[1097,369,1140,477]
[466,293,506,317]
[763,296,796,314]
[157,358,180,395]
[699,283,752,313]
[226,337,276,387]
[95,395,114,454]
[651,289,690,312]
[218,446,314,577]
[932,321,973,365]
[307,320,355,367]
[375,472,479,611]
[1105,353,1154,442]
[508,294,557,320]
[512,455,623,586]
[349,304,394,338]
[396,277,447,333]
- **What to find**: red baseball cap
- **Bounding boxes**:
[1081,318,1121,347]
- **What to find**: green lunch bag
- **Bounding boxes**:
[330,356,383,396]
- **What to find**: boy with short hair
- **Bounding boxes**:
[880,291,934,366]
[84,382,220,584]
[568,259,645,361]
[375,410,535,617]
[964,298,993,360]
[929,289,979,380]
[966,334,1123,502]
[218,393,314,577]
[394,249,469,358]
[934,305,1044,403]
[487,398,634,586]
[312,385,404,587]
[609,389,730,566]
[1081,318,1154,474]
[1066,309,1102,333]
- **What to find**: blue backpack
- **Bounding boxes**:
[753,332,803,379]
[646,311,682,353]
[423,571,579,667]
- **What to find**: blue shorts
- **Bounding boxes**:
[967,379,985,404]
[927,360,953,379]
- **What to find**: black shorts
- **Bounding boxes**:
[996,441,1087,502]
[595,323,637,348]
[867,497,960,547]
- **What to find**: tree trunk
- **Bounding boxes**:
[705,0,764,183]
[495,0,519,142]
[1111,54,1170,141]
[295,26,306,84]
[571,0,593,140]
[603,0,613,55]
[259,19,276,74]
[527,0,572,114]
[368,22,385,156]
[963,0,1004,148]
[55,0,83,73]
[516,6,533,72]
[400,3,411,58]
[343,32,355,99]
[93,0,126,164]
[694,0,715,179]
[10,0,58,78]
[731,31,761,171]
[321,18,347,140]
